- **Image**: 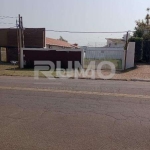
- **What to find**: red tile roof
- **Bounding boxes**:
[46,37,72,48]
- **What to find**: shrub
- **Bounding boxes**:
[143,40,150,62]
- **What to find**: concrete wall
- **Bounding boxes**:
[86,47,124,51]
[85,47,124,60]
[125,42,135,69]
[84,48,125,70]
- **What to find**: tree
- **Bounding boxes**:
[59,36,68,42]
[133,8,150,39]
[134,20,150,39]
[146,8,150,25]
[132,9,150,62]
[134,20,147,37]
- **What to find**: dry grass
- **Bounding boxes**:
[0,60,122,78]
[0,63,56,77]
[0,63,34,77]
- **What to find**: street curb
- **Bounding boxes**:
[131,79,150,82]
[69,77,129,82]
[69,77,150,82]
[1,75,150,82]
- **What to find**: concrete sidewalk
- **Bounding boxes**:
[76,64,150,82]
[112,64,150,81]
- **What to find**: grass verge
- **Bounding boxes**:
[0,63,56,77]
[84,59,122,70]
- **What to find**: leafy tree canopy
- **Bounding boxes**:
[134,9,150,40]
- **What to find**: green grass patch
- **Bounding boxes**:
[0,63,56,77]
[84,59,122,70]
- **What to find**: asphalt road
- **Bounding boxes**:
[1,76,150,150]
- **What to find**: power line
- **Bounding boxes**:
[0,22,14,24]
[45,29,135,34]
[20,27,136,34]
[0,16,17,19]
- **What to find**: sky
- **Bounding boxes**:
[0,0,150,46]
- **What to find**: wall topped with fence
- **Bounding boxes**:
[83,43,135,70]
[84,47,125,70]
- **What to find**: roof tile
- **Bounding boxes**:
[46,37,72,48]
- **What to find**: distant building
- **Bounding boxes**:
[46,37,72,49]
[46,38,79,49]
[71,43,79,49]
[0,28,45,62]
[106,34,131,48]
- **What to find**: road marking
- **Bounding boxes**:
[0,86,150,99]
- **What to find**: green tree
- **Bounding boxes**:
[133,8,150,39]
[132,9,150,62]
[133,20,146,37]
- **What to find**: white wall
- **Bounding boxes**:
[125,42,135,69]
[84,47,125,70]
[84,42,135,70]
[85,50,124,60]
[86,47,124,51]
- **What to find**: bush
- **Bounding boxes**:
[143,40,150,62]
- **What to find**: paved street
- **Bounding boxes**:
[1,76,150,150]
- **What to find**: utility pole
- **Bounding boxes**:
[17,14,24,68]
[124,31,129,70]
[17,14,21,68]
[20,16,24,48]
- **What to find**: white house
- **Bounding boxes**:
[106,34,131,48]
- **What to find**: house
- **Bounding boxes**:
[46,37,72,49]
[46,37,79,49]
[0,28,45,62]
[106,34,131,48]
[71,43,79,49]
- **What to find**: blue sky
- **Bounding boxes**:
[1,0,150,46]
